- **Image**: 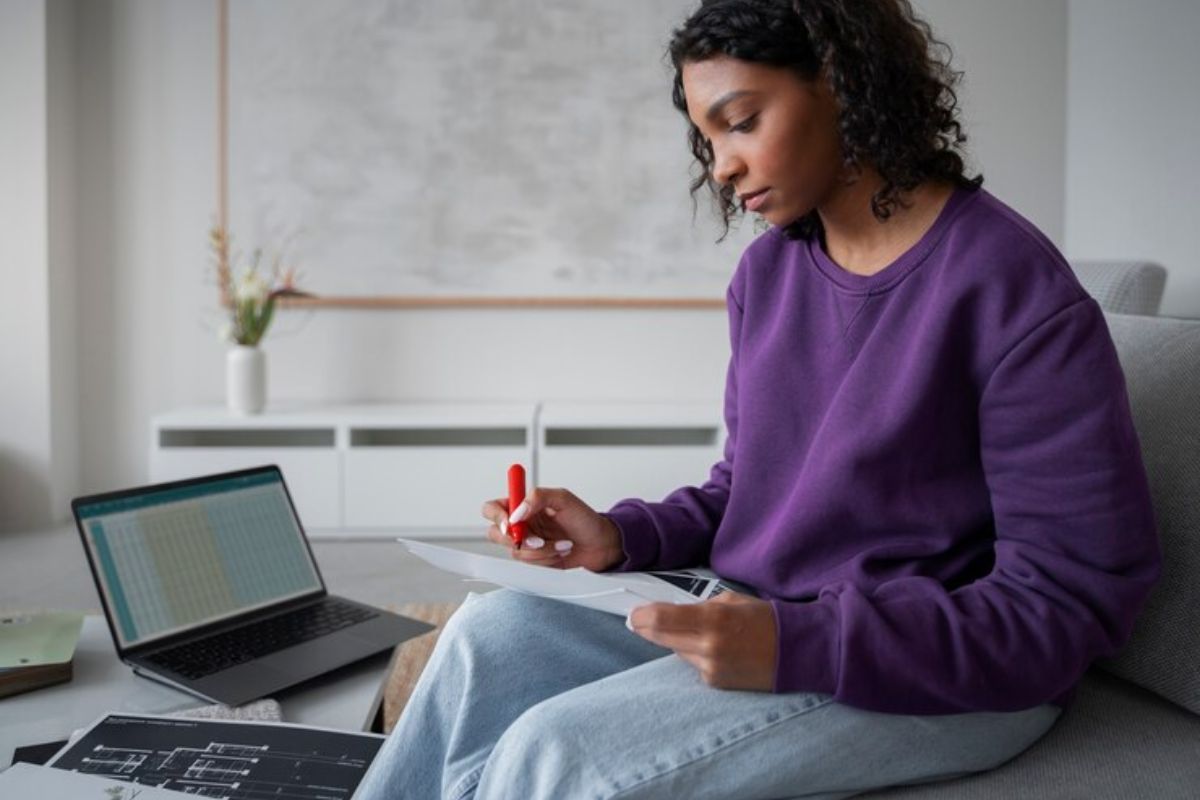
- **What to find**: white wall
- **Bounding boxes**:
[0,1,54,531]
[0,0,80,532]
[47,0,81,520]
[75,0,212,513]
[15,0,1073,517]
[916,0,1068,245]
[1064,0,1200,318]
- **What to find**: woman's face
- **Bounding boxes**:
[681,56,843,228]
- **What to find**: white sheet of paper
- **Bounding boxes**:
[397,539,708,616]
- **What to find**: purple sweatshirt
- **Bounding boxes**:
[605,187,1161,715]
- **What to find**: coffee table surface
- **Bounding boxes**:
[0,615,394,768]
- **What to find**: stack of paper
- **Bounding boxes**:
[397,538,733,616]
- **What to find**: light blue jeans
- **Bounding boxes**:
[357,590,1060,800]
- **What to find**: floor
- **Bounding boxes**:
[0,523,498,615]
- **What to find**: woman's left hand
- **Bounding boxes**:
[628,591,778,691]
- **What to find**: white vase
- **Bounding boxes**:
[226,345,266,415]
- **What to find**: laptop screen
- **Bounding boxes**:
[74,469,323,650]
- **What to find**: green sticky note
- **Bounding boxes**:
[0,612,85,668]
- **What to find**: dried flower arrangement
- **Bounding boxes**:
[209,226,310,346]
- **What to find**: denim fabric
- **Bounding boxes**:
[356,590,1060,800]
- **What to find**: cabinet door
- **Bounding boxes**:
[343,426,531,534]
[538,425,724,511]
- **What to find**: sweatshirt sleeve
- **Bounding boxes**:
[770,298,1162,713]
[601,281,745,572]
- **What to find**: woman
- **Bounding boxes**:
[359,1,1159,797]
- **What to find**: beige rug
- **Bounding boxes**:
[382,602,460,733]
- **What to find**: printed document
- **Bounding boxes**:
[398,539,738,616]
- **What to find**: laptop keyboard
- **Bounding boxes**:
[145,599,378,680]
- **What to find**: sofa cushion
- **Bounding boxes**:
[1073,261,1167,315]
[1095,314,1200,714]
[862,670,1200,799]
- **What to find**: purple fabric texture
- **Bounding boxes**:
[604,188,1161,715]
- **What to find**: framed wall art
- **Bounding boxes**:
[214,0,757,309]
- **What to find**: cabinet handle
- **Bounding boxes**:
[158,429,335,447]
[349,428,527,447]
[543,427,718,447]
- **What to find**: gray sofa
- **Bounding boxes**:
[1071,260,1167,316]
[865,312,1200,799]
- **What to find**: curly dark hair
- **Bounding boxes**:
[668,0,982,241]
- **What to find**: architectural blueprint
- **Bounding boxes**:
[47,713,383,799]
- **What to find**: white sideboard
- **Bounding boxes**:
[150,401,724,538]
[536,402,725,511]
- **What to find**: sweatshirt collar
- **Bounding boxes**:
[806,185,978,295]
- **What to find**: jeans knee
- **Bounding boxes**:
[438,590,553,661]
[479,700,588,798]
[447,589,577,639]
[447,588,520,627]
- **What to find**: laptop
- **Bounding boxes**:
[72,465,434,707]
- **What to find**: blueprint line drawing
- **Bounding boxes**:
[48,714,383,800]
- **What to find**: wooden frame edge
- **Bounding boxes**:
[279,296,725,310]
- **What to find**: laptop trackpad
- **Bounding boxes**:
[194,660,295,707]
[271,633,373,681]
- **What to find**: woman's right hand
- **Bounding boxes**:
[481,487,625,572]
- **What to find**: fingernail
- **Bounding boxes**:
[554,540,573,553]
[509,500,530,524]
[545,507,558,517]
[499,519,508,536]
[624,612,635,632]
[525,535,545,549]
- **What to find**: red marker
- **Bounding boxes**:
[507,463,528,548]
